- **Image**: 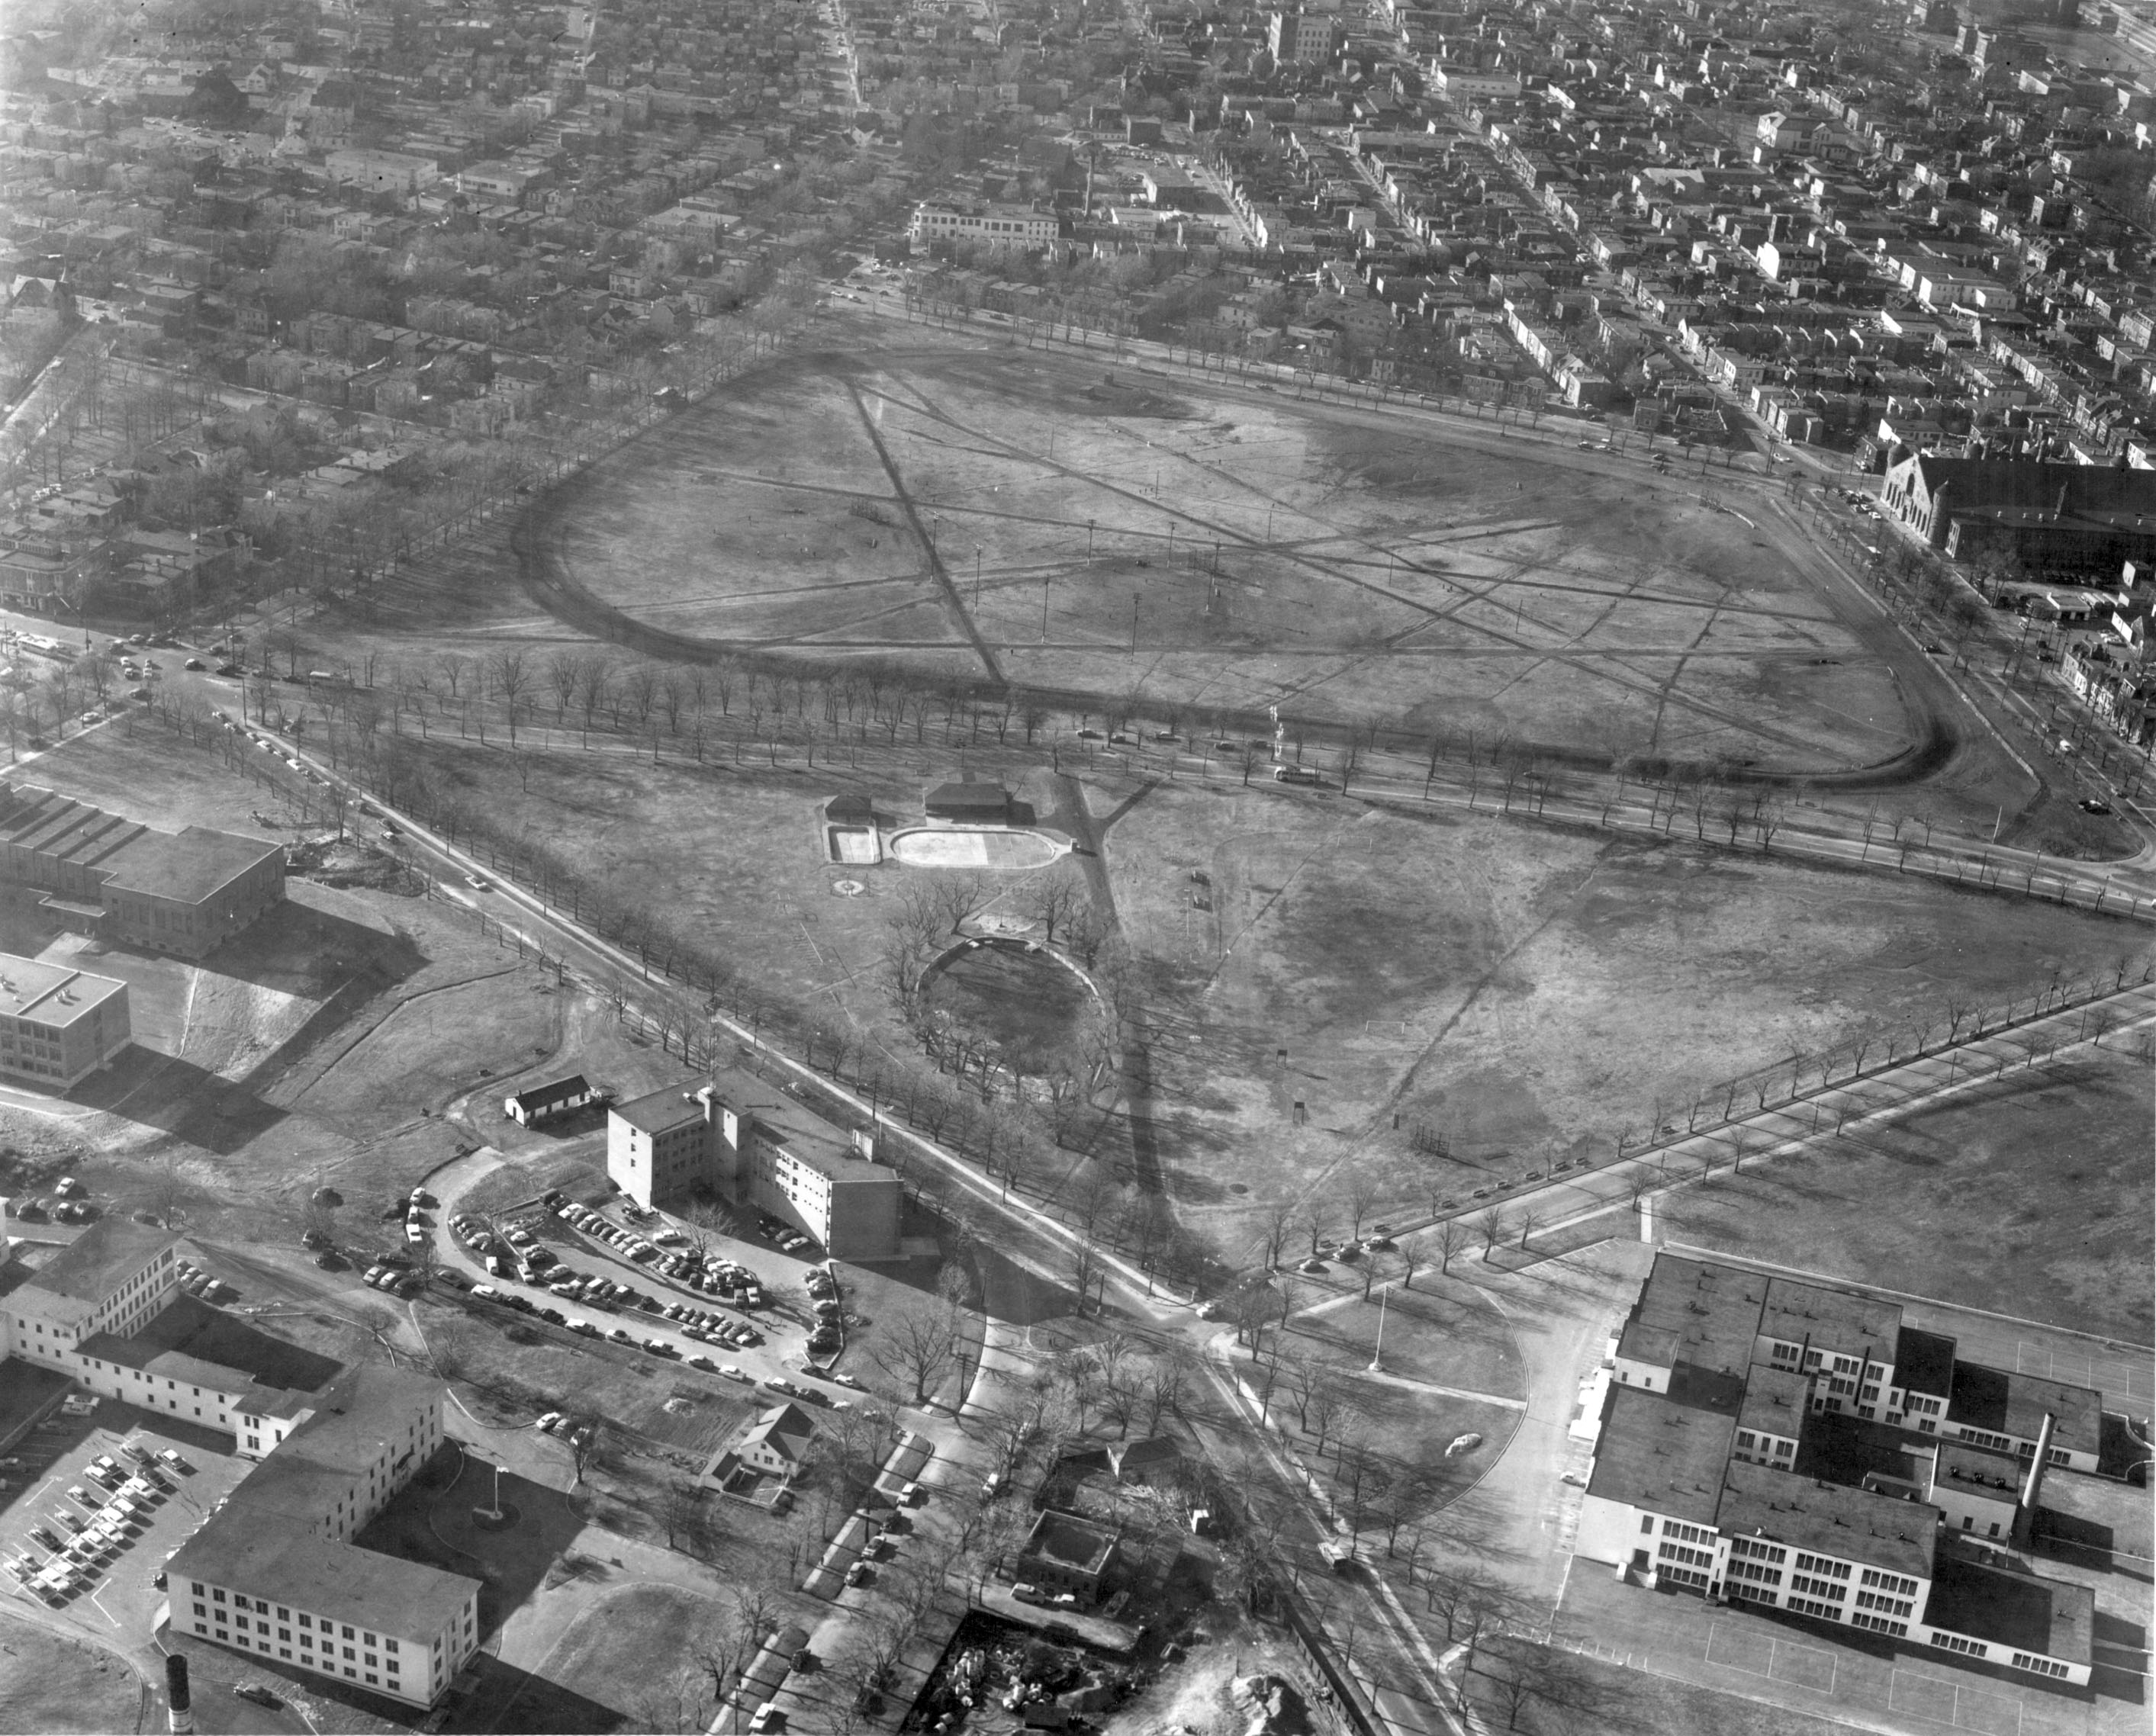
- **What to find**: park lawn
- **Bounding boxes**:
[1105,776,2151,1261]
[1661,1041,2156,1343]
[0,1624,146,1735]
[1282,1271,1526,1401]
[526,1583,733,1732]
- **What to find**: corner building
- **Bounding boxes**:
[1578,1255,2098,1686]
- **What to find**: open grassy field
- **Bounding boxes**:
[1662,1041,2156,1342]
[531,1583,732,1732]
[0,1624,145,1735]
[537,343,1931,779]
[1104,776,2152,1259]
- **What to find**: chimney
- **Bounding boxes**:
[2013,1411,2057,1547]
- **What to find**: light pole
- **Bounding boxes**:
[1087,519,1096,563]
[1368,1282,1389,1374]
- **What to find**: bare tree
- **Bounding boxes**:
[1025,876,1084,944]
[1434,1217,1466,1274]
[1474,1207,1504,1255]
[490,650,531,744]
[867,1296,957,1406]
[545,649,582,721]
[1344,1173,1383,1242]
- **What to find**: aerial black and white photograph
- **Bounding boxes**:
[0,0,2151,1730]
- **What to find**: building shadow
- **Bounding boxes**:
[449,1651,628,1733]
[69,1051,288,1156]
[127,1294,343,1394]
[353,1447,587,1644]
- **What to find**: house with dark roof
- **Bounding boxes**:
[501,1073,596,1127]
[924,780,1012,826]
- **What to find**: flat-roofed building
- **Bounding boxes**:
[1942,1363,2101,1472]
[607,1067,900,1260]
[909,202,1058,249]
[169,1365,480,1709]
[0,952,129,1087]
[0,783,283,959]
[1018,1510,1121,1603]
[1575,1255,2103,1684]
[1927,1441,2026,1545]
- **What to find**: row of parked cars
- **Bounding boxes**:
[9,1442,185,1608]
[552,1194,771,1310]
[176,1256,236,1305]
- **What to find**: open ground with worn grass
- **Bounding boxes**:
[0,1624,145,1734]
[1660,1040,2156,1342]
[542,345,1928,780]
[1105,776,2151,1258]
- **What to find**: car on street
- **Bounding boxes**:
[233,1684,281,1708]
[1298,1258,1326,1275]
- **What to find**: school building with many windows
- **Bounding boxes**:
[1576,1255,2100,1686]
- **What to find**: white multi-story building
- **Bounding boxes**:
[2,1222,483,1708]
[908,202,1058,250]
[607,1069,900,1260]
[169,1366,481,1709]
[1582,1255,2099,1686]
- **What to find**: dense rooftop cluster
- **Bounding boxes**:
[0,0,2152,635]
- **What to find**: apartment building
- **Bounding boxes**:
[606,1069,900,1260]
[1267,9,1340,63]
[169,1366,481,1710]
[1580,1255,2100,1686]
[0,952,130,1088]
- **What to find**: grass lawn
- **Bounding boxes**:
[1662,1042,2155,1342]
[0,1623,145,1734]
[1462,1643,1858,1736]
[1282,1272,1525,1400]
[527,1582,731,1732]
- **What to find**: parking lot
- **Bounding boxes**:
[440,1180,853,1392]
[0,1397,251,1638]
